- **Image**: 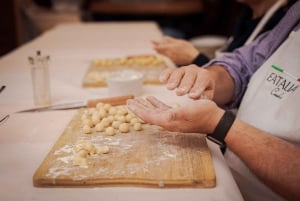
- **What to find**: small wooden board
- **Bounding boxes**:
[33,109,216,188]
[82,55,168,87]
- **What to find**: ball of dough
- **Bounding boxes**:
[108,107,117,115]
[82,119,94,127]
[125,114,134,122]
[117,108,128,116]
[77,149,89,157]
[119,123,130,133]
[88,108,97,115]
[130,118,139,125]
[95,123,105,132]
[91,113,101,124]
[96,102,104,110]
[98,108,107,119]
[85,142,95,152]
[103,103,112,111]
[107,115,114,122]
[105,127,115,136]
[133,122,142,131]
[97,146,110,154]
[116,115,126,123]
[73,156,87,166]
[101,118,111,127]
[112,121,121,129]
[81,114,89,121]
[82,125,92,134]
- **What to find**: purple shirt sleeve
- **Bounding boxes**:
[204,32,272,108]
[203,0,300,108]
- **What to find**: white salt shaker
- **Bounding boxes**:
[28,51,51,106]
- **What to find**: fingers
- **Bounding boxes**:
[126,98,154,122]
[145,96,171,110]
[128,97,156,111]
[152,36,172,47]
[188,69,215,99]
[126,97,174,128]
[161,66,199,96]
[160,66,215,100]
[160,68,173,83]
[165,68,185,90]
[174,68,197,96]
[163,36,176,42]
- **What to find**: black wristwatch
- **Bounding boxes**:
[207,110,236,147]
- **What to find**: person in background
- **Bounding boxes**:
[152,0,294,66]
[127,1,300,200]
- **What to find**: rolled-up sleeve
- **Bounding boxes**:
[203,0,300,108]
[203,31,274,108]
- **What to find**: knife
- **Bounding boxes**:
[17,94,134,113]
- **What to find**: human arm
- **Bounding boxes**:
[226,118,300,201]
[127,96,300,201]
[152,36,199,66]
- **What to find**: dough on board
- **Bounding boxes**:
[80,103,145,135]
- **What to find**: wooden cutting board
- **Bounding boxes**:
[33,109,216,188]
[82,55,168,87]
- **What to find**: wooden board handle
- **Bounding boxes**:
[87,94,134,107]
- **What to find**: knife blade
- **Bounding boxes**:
[17,94,134,113]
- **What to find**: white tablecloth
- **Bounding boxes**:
[0,22,244,201]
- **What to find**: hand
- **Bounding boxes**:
[160,65,216,100]
[127,96,224,134]
[152,36,199,66]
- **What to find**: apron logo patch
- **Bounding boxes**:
[266,72,299,99]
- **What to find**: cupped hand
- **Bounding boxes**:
[160,65,215,100]
[127,96,224,134]
[152,36,199,66]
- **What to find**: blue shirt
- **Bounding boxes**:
[204,0,300,108]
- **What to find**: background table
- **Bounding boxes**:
[0,22,244,201]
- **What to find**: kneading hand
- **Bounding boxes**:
[127,96,224,134]
[152,36,199,66]
[160,65,216,100]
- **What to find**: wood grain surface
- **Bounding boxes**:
[33,109,216,188]
[82,55,168,87]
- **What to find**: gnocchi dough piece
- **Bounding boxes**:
[103,103,112,111]
[108,107,117,115]
[82,118,94,127]
[133,122,142,131]
[116,115,126,123]
[85,142,96,153]
[98,109,107,119]
[81,114,89,121]
[107,115,114,122]
[97,146,110,154]
[112,121,121,129]
[73,156,87,166]
[117,107,128,116]
[101,118,111,127]
[125,113,134,122]
[95,123,105,132]
[82,125,92,134]
[77,149,89,157]
[105,126,115,136]
[130,118,139,125]
[119,123,130,133]
[75,141,94,152]
[91,112,101,124]
[96,102,104,110]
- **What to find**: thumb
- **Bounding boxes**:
[164,36,176,42]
